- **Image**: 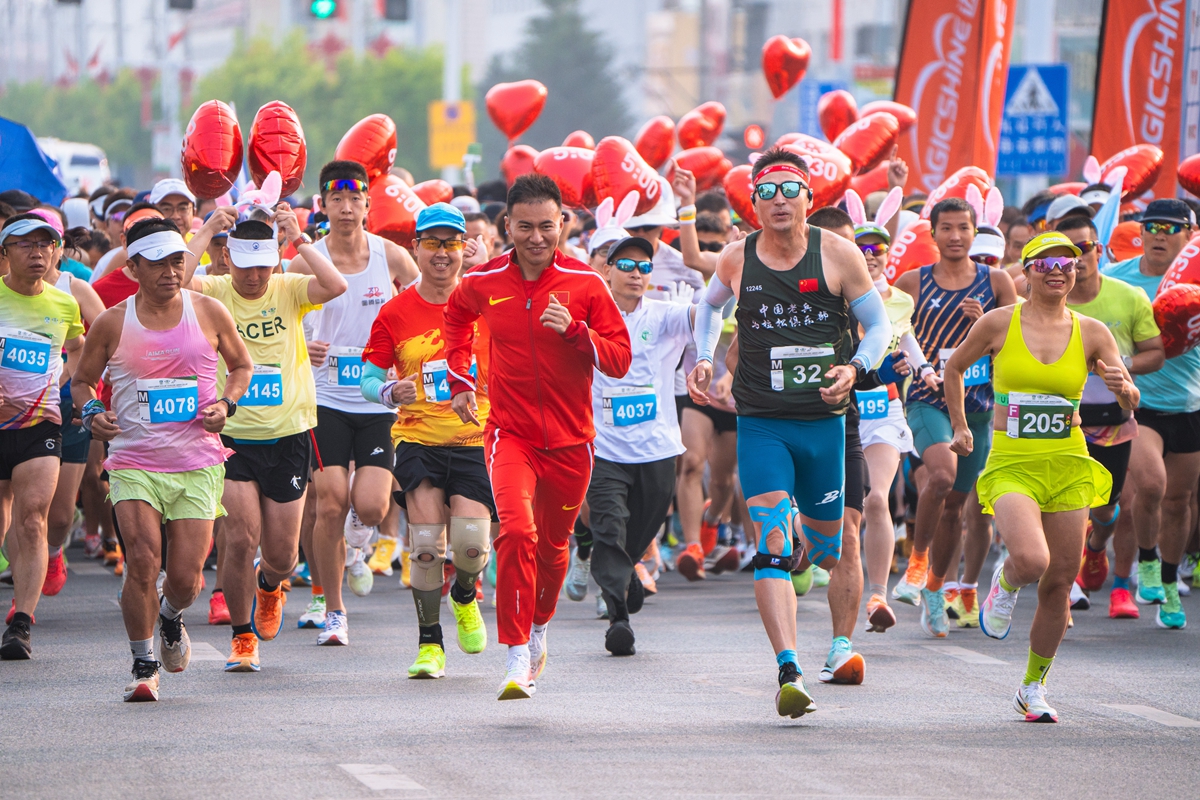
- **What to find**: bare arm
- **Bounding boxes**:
[1082,316,1139,411]
[184,207,237,284]
[275,205,347,304]
[990,266,1018,307]
[71,308,123,440]
[1130,335,1165,375]
[945,309,1009,455]
[671,167,718,279]
[68,277,106,327]
[385,240,419,287]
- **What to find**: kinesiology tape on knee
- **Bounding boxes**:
[803,523,843,565]
[750,498,794,557]
[450,517,491,576]
[408,523,447,592]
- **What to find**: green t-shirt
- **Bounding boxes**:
[1067,274,1159,406]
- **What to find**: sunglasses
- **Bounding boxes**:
[1071,239,1098,254]
[970,253,1000,266]
[1143,221,1188,236]
[415,237,465,252]
[754,181,808,200]
[613,258,653,274]
[698,241,725,252]
[627,226,660,235]
[322,179,369,193]
[1026,256,1077,274]
[858,242,889,257]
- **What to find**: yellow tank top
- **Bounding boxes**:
[994,303,1087,405]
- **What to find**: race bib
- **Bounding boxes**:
[137,378,199,423]
[422,357,477,403]
[327,346,364,386]
[856,387,889,420]
[0,327,51,375]
[1006,392,1074,440]
[939,348,990,387]
[770,345,835,392]
[602,386,657,427]
[240,364,283,407]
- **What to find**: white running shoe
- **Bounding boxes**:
[348,550,374,597]
[158,614,191,674]
[563,551,591,601]
[317,610,349,645]
[497,648,534,701]
[596,592,608,620]
[1014,681,1058,722]
[344,507,376,549]
[980,563,1019,640]
[1069,580,1090,610]
[298,595,327,629]
[529,625,548,683]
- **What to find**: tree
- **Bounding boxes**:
[478,0,632,179]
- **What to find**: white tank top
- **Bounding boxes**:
[308,232,394,413]
[55,272,72,294]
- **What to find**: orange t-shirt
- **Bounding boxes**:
[362,285,490,447]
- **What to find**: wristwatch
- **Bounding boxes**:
[292,233,313,249]
[219,397,237,417]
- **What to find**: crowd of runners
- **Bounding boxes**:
[1,141,1197,725]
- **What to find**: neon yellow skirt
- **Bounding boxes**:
[975,429,1112,515]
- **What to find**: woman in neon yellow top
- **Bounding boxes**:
[944,231,1138,725]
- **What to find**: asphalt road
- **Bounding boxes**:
[2,546,1198,799]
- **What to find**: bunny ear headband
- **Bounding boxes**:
[234,171,283,223]
[851,186,904,243]
[588,191,640,255]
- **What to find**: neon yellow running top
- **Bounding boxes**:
[993,303,1087,408]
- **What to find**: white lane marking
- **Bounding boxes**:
[921,645,1006,664]
[338,764,426,791]
[189,642,225,661]
[1103,704,1200,727]
[68,560,107,577]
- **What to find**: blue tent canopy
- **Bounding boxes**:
[0,117,67,205]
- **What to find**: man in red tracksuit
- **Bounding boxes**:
[445,174,631,700]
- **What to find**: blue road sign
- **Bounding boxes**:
[998,63,1070,176]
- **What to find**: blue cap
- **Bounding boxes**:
[416,202,466,234]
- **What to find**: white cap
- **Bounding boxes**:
[969,227,1006,260]
[588,225,630,256]
[61,197,90,230]
[227,234,279,268]
[1080,186,1111,206]
[450,195,481,214]
[1046,194,1093,224]
[149,178,196,206]
[626,177,679,228]
[126,230,189,261]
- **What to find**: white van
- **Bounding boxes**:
[37,138,112,195]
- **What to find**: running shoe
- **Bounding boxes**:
[919,588,949,638]
[1182,552,1200,583]
[706,545,741,575]
[124,659,161,702]
[775,662,816,719]
[790,565,814,596]
[158,613,191,674]
[564,550,591,601]
[1156,582,1187,629]
[634,562,658,595]
[103,542,122,567]
[1108,587,1139,619]
[113,552,124,576]
[251,568,286,641]
[812,566,831,588]
[298,595,327,628]
[368,536,397,576]
[676,542,707,581]
[408,644,446,678]
[818,638,864,684]
[343,508,375,549]
[317,610,349,645]
[290,562,311,587]
[498,652,534,701]
[1078,541,1109,592]
[0,617,31,660]
[865,593,896,633]
[596,593,608,620]
[5,600,34,626]
[605,619,635,655]
[699,500,719,555]
[1136,559,1165,604]
[1069,580,1091,610]
[347,549,374,597]
[83,533,103,559]
[529,626,548,683]
[441,563,455,598]
[1014,681,1057,723]
[400,549,413,588]
[484,551,495,587]
[944,586,960,614]
[1179,579,1192,597]
[208,591,231,625]
[955,588,980,628]
[980,563,1019,640]
[224,632,260,672]
[451,597,487,654]
[42,551,67,596]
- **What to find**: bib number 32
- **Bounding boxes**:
[770,345,836,392]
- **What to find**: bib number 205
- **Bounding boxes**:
[1006,393,1073,440]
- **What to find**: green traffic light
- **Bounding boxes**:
[311,0,337,18]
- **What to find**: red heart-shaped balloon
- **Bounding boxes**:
[920,166,992,219]
[833,112,900,173]
[849,162,890,197]
[1158,233,1200,294]
[744,125,766,150]
[411,179,454,206]
[858,100,916,133]
[1108,220,1144,262]
[335,114,397,184]
[635,116,676,169]
[562,130,595,150]
[1154,283,1200,357]
[181,100,243,200]
[723,164,760,229]
[592,136,661,215]
[668,147,733,191]
[247,101,306,197]
[1099,144,1164,201]
[534,146,597,208]
[485,80,548,141]
[761,35,811,99]
[1180,153,1200,197]
[367,174,427,249]
[885,220,939,284]
[818,90,858,142]
[677,102,726,149]
[780,139,853,210]
[500,144,539,186]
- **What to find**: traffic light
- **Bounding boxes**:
[310,0,338,19]
[383,0,409,20]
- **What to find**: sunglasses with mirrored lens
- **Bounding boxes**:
[754,181,807,200]
[698,241,725,252]
[1026,256,1077,274]
[415,237,465,252]
[858,242,889,257]
[1072,239,1098,254]
[970,253,1000,266]
[614,258,653,274]
[1143,221,1187,236]
[322,179,369,193]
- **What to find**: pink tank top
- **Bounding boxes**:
[104,290,230,473]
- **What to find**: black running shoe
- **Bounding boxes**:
[778,660,800,688]
[0,619,31,660]
[604,619,635,656]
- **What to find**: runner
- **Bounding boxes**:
[188,207,347,671]
[71,216,251,700]
[443,173,631,700]
[946,231,1135,721]
[360,203,493,679]
[688,148,892,717]
[1058,215,1164,619]
[891,197,1017,637]
[0,215,85,659]
[1100,199,1199,628]
[286,160,418,646]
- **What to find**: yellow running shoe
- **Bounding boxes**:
[368,536,397,576]
[955,588,980,628]
[451,596,488,654]
[399,549,412,588]
[407,643,446,679]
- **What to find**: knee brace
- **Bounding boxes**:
[803,523,843,566]
[408,523,447,592]
[450,517,491,575]
[750,498,794,581]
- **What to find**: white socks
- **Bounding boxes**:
[130,638,154,662]
[160,596,183,620]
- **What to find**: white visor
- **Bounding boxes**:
[127,230,189,262]
[227,235,279,268]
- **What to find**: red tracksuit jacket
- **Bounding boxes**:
[444,250,632,450]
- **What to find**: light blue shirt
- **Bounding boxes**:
[1101,256,1200,412]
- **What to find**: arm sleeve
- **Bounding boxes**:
[564,284,632,378]
[848,289,890,372]
[694,278,735,364]
[444,281,481,397]
[898,332,930,369]
[360,361,398,408]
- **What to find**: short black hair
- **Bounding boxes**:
[476,180,508,204]
[507,174,561,212]
[126,217,182,249]
[318,160,369,194]
[807,206,854,231]
[452,184,474,198]
[696,189,729,214]
[126,201,160,217]
[0,201,15,225]
[751,147,809,180]
[1055,215,1099,237]
[695,212,728,235]
[1081,183,1111,197]
[65,226,106,253]
[0,190,37,212]
[88,185,116,203]
[230,220,275,241]
[930,197,976,228]
[1006,215,1032,231]
[462,211,490,225]
[1000,205,1025,227]
[1021,189,1057,220]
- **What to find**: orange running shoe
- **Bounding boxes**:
[113,554,124,576]
[634,562,658,595]
[892,548,928,606]
[865,593,896,632]
[699,500,719,555]
[1078,540,1109,592]
[676,543,707,581]
[1108,587,1139,619]
[224,632,260,672]
[208,591,232,625]
[251,569,285,641]
[104,542,123,567]
[42,551,67,596]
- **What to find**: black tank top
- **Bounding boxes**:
[732,228,851,419]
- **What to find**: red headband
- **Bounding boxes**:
[754,163,809,183]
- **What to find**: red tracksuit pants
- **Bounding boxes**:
[484,425,593,645]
